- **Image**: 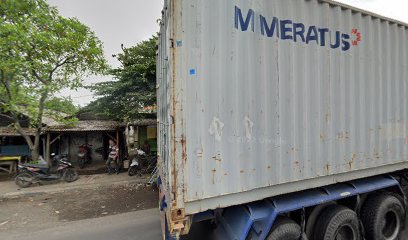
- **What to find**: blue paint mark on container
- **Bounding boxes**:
[176,40,183,47]
[190,69,196,75]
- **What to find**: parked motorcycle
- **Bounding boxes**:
[128,149,157,177]
[51,153,68,163]
[15,154,78,188]
[78,144,92,169]
[128,149,145,176]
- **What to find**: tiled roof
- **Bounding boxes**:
[45,120,125,132]
[129,119,157,126]
[0,127,37,136]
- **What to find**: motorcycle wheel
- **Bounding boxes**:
[128,166,138,176]
[15,172,33,188]
[78,159,85,169]
[63,169,79,182]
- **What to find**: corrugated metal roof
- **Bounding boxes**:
[45,121,125,132]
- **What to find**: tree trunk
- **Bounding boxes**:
[13,121,35,158]
[31,147,39,162]
[30,91,49,163]
[30,132,42,162]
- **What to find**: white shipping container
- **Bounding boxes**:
[157,0,408,226]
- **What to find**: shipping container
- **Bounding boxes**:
[157,0,408,238]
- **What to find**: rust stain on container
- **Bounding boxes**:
[336,131,350,140]
[181,135,187,163]
[320,133,327,142]
[170,0,180,206]
[212,154,222,162]
[325,112,331,124]
[212,169,216,184]
[349,153,357,170]
[290,147,300,152]
[196,149,203,159]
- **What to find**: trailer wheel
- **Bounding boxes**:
[313,205,360,240]
[266,217,301,240]
[305,202,337,238]
[361,193,404,240]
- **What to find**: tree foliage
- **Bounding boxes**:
[0,0,107,161]
[85,36,157,121]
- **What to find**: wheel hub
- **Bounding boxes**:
[383,210,400,240]
[335,224,355,240]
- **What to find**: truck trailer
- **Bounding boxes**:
[156,0,408,239]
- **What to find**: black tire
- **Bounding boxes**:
[361,193,405,240]
[63,169,78,182]
[313,205,360,240]
[128,166,137,176]
[266,217,301,240]
[15,172,33,188]
[78,159,85,169]
[305,202,337,238]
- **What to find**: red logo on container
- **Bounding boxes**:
[351,29,362,46]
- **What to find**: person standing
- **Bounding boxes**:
[106,139,119,174]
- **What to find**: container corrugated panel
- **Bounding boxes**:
[157,0,408,217]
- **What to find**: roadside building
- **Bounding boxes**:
[0,113,42,173]
[0,111,67,159]
[125,119,157,157]
[45,120,126,164]
[0,113,33,157]
[1,108,157,172]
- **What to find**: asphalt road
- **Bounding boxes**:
[2,206,408,240]
[1,208,162,240]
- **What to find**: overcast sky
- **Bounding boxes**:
[47,0,163,106]
[338,0,408,23]
[46,0,408,106]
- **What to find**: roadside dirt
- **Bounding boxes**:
[0,173,13,182]
[53,185,158,221]
[0,183,158,235]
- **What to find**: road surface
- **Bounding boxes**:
[0,177,161,240]
[2,205,407,240]
[0,176,406,240]
[1,208,162,240]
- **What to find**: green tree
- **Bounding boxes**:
[86,36,157,121]
[0,0,107,161]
